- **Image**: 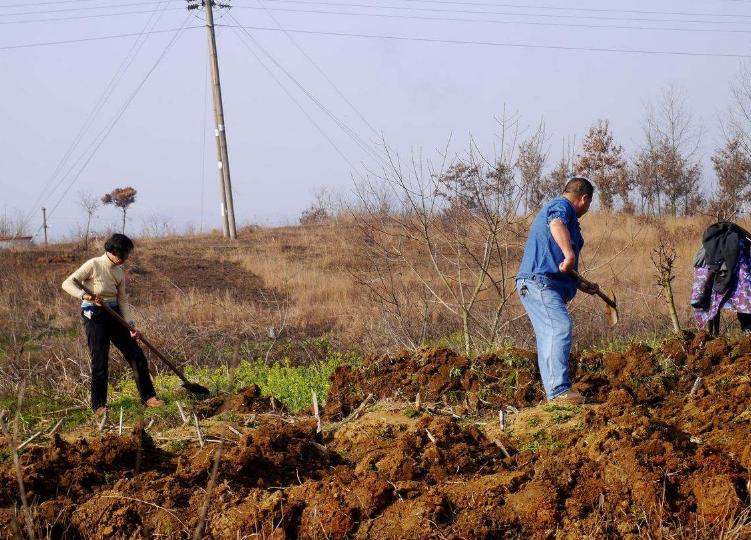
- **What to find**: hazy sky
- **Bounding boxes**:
[2,0,751,239]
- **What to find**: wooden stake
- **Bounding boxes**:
[311,390,321,434]
[176,401,189,424]
[493,439,511,458]
[17,431,42,451]
[499,410,506,431]
[97,409,108,432]
[48,417,65,436]
[689,377,702,396]
[193,413,204,448]
[415,392,421,411]
[118,407,124,436]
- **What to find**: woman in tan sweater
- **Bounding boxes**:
[63,234,162,415]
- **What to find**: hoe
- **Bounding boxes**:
[73,278,210,396]
[571,271,619,327]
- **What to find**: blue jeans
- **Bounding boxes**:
[516,276,573,400]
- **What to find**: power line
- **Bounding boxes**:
[0,26,199,50]
[0,0,148,7]
[364,0,751,20]
[255,0,381,137]
[0,7,184,25]
[233,4,751,35]
[218,22,751,58]
[256,0,751,26]
[227,16,360,169]
[0,1,180,17]
[23,1,173,227]
[37,16,191,236]
[226,12,387,166]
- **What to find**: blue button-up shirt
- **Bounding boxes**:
[516,196,584,302]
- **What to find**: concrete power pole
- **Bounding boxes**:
[189,0,238,239]
[42,207,48,246]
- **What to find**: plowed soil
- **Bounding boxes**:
[1,332,750,539]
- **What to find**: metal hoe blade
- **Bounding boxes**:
[605,292,619,327]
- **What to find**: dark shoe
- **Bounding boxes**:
[551,390,585,405]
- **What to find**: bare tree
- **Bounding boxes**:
[102,187,137,234]
[575,120,628,212]
[516,121,548,212]
[78,192,100,249]
[538,136,576,205]
[652,241,681,335]
[728,60,751,154]
[353,115,527,355]
[0,210,30,238]
[640,86,704,216]
[634,142,662,215]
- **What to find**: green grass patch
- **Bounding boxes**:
[404,406,421,418]
[0,351,360,435]
[549,411,573,424]
[542,403,581,414]
[520,429,565,452]
[117,352,360,414]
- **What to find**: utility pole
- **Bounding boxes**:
[42,207,48,246]
[188,0,237,239]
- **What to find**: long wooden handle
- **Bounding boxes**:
[569,271,617,309]
[73,278,191,386]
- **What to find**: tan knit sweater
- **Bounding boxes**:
[62,253,135,323]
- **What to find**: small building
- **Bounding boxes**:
[0,236,33,249]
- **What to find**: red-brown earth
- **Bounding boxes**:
[1,331,749,539]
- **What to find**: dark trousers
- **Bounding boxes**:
[82,306,156,410]
[708,311,751,336]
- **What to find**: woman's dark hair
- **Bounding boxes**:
[104,234,134,258]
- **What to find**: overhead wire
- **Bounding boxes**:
[255,0,381,137]
[0,26,201,50]
[255,0,751,26]
[218,22,751,58]
[226,11,387,167]
[36,15,192,237]
[365,0,751,20]
[0,7,185,25]
[232,4,751,35]
[22,0,173,229]
[0,0,151,7]
[0,1,181,17]
[226,16,359,169]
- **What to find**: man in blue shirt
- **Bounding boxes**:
[516,177,600,404]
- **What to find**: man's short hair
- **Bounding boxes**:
[563,177,594,198]
[104,233,134,258]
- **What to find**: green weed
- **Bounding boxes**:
[520,429,565,452]
[405,406,421,418]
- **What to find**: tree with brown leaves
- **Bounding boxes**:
[516,123,548,212]
[102,187,137,234]
[710,134,751,219]
[575,120,627,211]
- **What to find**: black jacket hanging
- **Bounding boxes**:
[702,222,751,295]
